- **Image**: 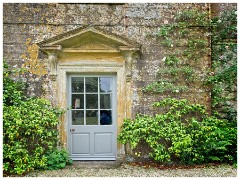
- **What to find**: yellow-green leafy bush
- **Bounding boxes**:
[118,98,236,164]
[3,62,70,175]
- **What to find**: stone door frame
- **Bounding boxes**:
[37,26,140,157]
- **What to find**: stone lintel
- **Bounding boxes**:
[62,48,119,53]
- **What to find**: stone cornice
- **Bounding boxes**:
[37,26,140,48]
[40,45,62,53]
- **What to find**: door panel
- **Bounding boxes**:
[72,133,90,154]
[68,75,117,160]
[94,133,113,154]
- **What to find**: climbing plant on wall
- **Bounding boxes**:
[144,6,237,123]
[118,6,237,164]
[144,8,210,99]
[209,9,237,121]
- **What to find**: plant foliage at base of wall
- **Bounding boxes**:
[118,98,237,164]
[3,62,71,176]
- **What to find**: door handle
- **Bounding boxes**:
[70,129,75,132]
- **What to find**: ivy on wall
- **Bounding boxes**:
[209,9,237,121]
[118,6,237,164]
[144,7,237,122]
[144,8,210,98]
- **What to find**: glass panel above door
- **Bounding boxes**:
[72,77,84,93]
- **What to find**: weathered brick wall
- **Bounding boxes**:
[3,3,214,117]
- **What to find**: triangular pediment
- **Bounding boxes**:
[37,26,139,52]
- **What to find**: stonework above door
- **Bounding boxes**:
[37,26,140,80]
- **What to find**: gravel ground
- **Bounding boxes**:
[25,163,237,177]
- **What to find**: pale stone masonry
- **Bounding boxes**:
[3,3,236,158]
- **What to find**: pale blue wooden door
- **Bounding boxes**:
[68,75,117,160]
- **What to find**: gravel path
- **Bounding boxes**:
[26,163,237,177]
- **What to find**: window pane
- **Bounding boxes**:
[86,77,98,92]
[100,110,112,125]
[100,94,111,109]
[86,94,98,109]
[100,77,112,93]
[86,110,98,125]
[72,94,84,109]
[72,77,84,93]
[72,110,84,125]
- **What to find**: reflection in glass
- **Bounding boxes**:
[86,94,98,109]
[100,77,112,92]
[86,110,98,125]
[72,94,84,109]
[72,110,84,125]
[86,77,98,92]
[100,110,112,125]
[72,77,84,92]
[100,94,111,109]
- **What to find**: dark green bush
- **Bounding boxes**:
[43,149,73,170]
[118,98,237,164]
[3,62,70,175]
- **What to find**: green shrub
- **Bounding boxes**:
[43,149,73,170]
[3,98,64,175]
[118,98,237,164]
[3,62,25,106]
[3,62,69,175]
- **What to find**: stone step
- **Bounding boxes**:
[67,161,123,169]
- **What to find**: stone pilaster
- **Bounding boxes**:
[40,45,62,105]
[120,47,139,119]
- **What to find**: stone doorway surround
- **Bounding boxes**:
[37,26,140,157]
